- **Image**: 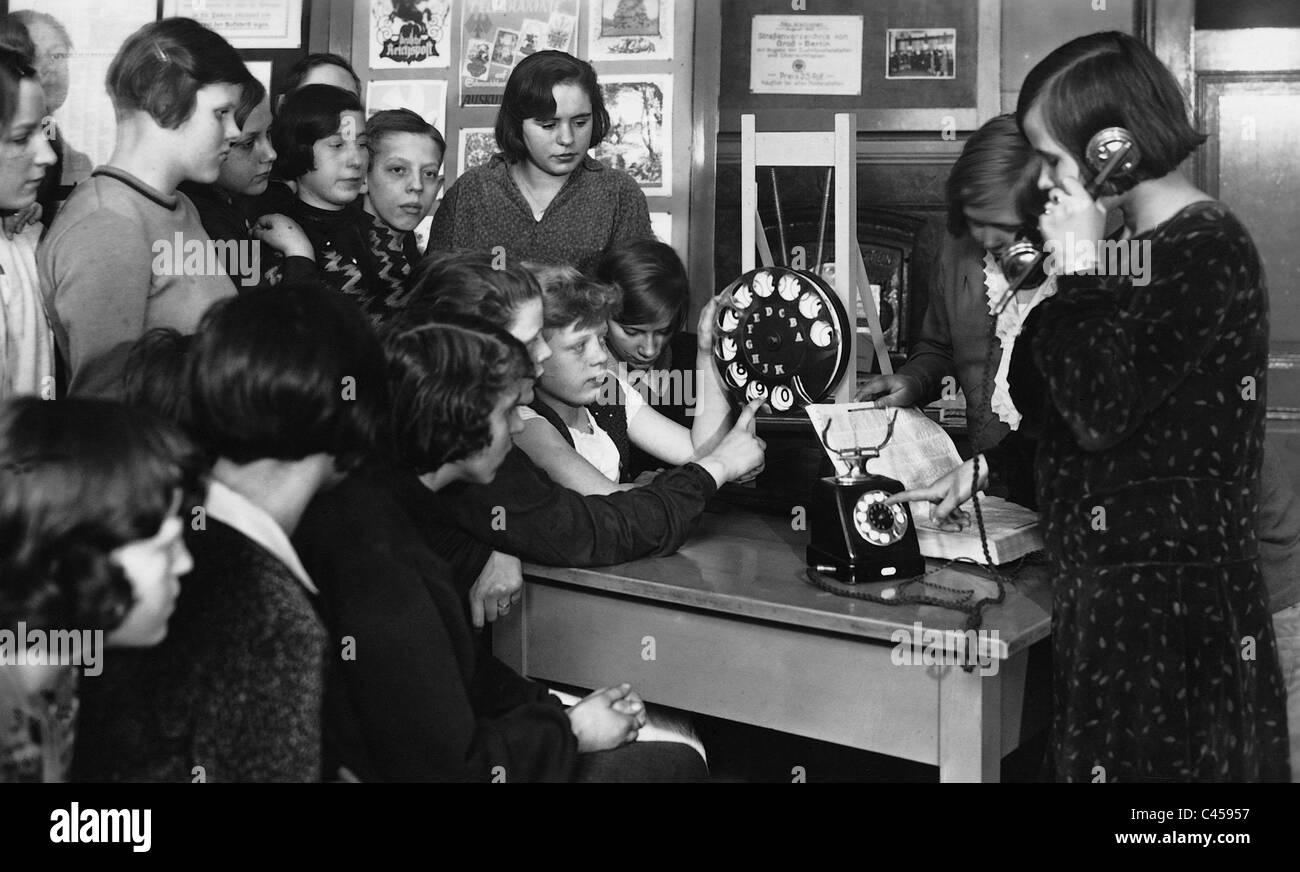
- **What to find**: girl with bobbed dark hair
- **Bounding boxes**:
[38,17,257,398]
[273,85,410,323]
[295,313,708,782]
[898,31,1289,782]
[1,396,199,782]
[429,50,652,271]
[74,283,389,782]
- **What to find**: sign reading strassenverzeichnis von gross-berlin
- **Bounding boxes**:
[750,15,863,96]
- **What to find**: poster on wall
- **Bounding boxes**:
[366,79,448,133]
[750,15,863,95]
[460,0,579,106]
[456,127,497,178]
[369,0,453,70]
[162,0,302,49]
[12,0,158,186]
[586,0,673,61]
[591,74,670,197]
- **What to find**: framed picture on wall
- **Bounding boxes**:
[592,74,672,197]
[885,27,956,80]
[456,127,498,179]
[720,0,999,133]
[587,0,674,61]
[163,0,303,49]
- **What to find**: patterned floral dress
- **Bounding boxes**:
[1009,201,1290,782]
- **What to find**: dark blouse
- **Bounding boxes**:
[282,199,418,324]
[295,468,580,782]
[429,155,653,271]
[177,181,319,291]
[1007,201,1289,782]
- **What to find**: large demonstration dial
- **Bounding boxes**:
[712,267,852,413]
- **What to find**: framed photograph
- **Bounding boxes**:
[456,127,498,179]
[720,0,999,133]
[163,0,302,49]
[587,0,674,61]
[592,74,672,198]
[886,28,956,80]
[365,79,448,134]
[369,0,453,70]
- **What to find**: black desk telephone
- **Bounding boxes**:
[805,411,926,583]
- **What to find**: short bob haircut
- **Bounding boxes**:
[0,45,36,133]
[282,52,360,98]
[399,250,542,330]
[1015,31,1206,195]
[494,50,609,164]
[365,107,446,158]
[187,283,389,470]
[0,396,203,633]
[945,114,1044,237]
[530,263,622,333]
[272,84,364,180]
[385,313,533,474]
[595,240,690,334]
[106,17,255,130]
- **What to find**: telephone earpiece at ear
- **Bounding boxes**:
[1084,127,1140,194]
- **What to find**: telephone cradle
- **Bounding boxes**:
[806,472,926,584]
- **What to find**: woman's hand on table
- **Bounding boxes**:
[888,454,989,529]
[468,550,524,628]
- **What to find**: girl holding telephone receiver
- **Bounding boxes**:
[895,31,1289,782]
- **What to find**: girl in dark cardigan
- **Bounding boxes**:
[73,285,389,782]
[295,314,706,781]
[897,31,1289,782]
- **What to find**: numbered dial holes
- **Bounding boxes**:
[712,267,851,412]
[852,491,909,546]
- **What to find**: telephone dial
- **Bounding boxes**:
[712,265,852,413]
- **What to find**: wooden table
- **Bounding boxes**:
[493,503,1054,782]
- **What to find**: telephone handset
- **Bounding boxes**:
[992,126,1141,314]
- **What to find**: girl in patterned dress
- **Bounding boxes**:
[897,31,1289,782]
